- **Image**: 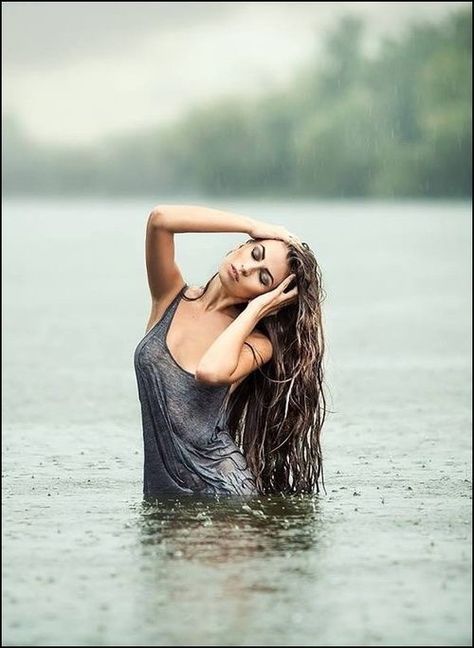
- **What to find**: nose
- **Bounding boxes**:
[240,256,262,277]
[239,264,253,277]
[239,254,263,277]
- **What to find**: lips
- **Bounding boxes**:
[229,263,239,282]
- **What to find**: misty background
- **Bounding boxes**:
[2,1,472,198]
[2,4,472,646]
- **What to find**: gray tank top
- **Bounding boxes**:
[134,283,258,497]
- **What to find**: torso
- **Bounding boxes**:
[146,284,244,394]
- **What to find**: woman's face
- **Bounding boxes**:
[220,239,291,299]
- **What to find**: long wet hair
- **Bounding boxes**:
[183,238,327,495]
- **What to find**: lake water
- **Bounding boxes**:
[2,197,471,646]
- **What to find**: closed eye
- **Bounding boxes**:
[252,246,272,286]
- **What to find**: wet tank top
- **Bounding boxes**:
[133,283,258,497]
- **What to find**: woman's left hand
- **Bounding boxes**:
[248,219,302,246]
[246,274,298,319]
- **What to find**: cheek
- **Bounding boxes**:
[243,276,261,291]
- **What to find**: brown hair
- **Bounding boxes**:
[183,238,327,495]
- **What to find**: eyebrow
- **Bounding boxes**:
[260,244,274,286]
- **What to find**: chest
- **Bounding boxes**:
[165,299,233,377]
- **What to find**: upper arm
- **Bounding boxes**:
[196,333,273,386]
[145,209,185,301]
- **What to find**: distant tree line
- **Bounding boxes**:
[2,8,471,198]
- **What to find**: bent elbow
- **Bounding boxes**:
[195,367,228,386]
[148,207,165,228]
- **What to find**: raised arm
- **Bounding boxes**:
[145,204,255,301]
[195,274,296,385]
[151,204,255,235]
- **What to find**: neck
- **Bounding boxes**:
[196,275,246,315]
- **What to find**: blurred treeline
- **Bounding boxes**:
[2,8,471,198]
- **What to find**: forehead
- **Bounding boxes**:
[256,239,290,283]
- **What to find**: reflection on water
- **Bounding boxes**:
[135,494,322,564]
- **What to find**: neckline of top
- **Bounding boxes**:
[164,283,229,391]
[163,284,196,378]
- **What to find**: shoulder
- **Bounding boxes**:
[243,330,273,363]
[183,284,203,299]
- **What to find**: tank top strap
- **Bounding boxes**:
[146,283,187,340]
[172,282,187,308]
[159,282,187,323]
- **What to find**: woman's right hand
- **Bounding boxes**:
[248,219,302,246]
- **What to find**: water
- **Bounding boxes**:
[2,197,471,646]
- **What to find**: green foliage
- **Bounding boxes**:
[2,8,471,198]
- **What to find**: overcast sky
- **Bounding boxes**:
[2,1,469,147]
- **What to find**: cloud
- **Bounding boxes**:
[2,1,232,68]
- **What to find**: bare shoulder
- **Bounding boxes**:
[246,330,273,354]
[226,309,272,349]
[183,284,204,299]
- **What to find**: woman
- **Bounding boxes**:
[133,204,326,498]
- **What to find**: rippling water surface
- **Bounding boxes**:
[2,198,471,646]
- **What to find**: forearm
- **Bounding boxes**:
[151,204,254,235]
[196,305,261,380]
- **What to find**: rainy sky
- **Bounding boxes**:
[2,1,469,147]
